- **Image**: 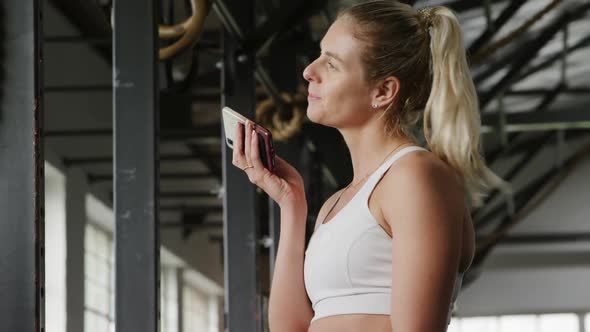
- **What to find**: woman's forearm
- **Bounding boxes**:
[267,206,313,332]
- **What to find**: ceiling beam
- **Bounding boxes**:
[479,2,590,109]
[517,34,590,82]
[45,124,221,140]
[63,152,220,166]
[468,0,527,56]
[88,171,214,183]
[160,190,220,199]
[482,107,590,132]
[473,143,590,267]
[49,0,112,63]
[445,0,508,13]
[500,232,590,245]
[187,143,222,181]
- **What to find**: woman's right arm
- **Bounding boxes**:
[232,121,312,331]
[268,204,313,332]
[268,191,343,332]
[232,121,341,331]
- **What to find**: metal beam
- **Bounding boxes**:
[446,0,507,13]
[63,152,220,166]
[472,32,536,84]
[502,130,589,158]
[485,251,590,269]
[481,82,563,165]
[160,221,223,229]
[89,171,213,183]
[0,1,44,331]
[160,205,223,213]
[49,0,111,63]
[263,37,304,285]
[44,84,111,92]
[112,0,159,331]
[500,232,590,245]
[481,107,590,132]
[218,0,261,329]
[473,16,590,85]
[474,132,553,225]
[475,158,558,228]
[45,125,221,140]
[244,0,328,55]
[187,143,222,181]
[214,0,326,120]
[505,86,590,96]
[473,143,590,266]
[44,35,111,45]
[517,34,590,82]
[467,0,527,56]
[479,3,590,109]
[472,167,556,267]
[160,190,220,199]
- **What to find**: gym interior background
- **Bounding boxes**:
[1,0,590,331]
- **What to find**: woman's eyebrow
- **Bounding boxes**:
[319,41,345,64]
[324,51,345,64]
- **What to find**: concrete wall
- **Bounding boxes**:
[45,147,224,332]
[455,140,590,317]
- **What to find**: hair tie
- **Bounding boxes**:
[419,7,435,28]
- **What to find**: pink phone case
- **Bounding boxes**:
[222,107,276,172]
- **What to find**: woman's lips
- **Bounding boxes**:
[308,92,321,102]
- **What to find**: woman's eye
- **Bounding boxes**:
[327,62,336,70]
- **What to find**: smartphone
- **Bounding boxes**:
[222,106,276,172]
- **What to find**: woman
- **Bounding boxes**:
[232,1,505,331]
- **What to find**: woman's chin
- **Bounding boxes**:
[306,105,324,124]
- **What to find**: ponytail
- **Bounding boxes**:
[340,2,510,208]
[423,7,510,208]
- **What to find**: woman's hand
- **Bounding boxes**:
[232,120,307,214]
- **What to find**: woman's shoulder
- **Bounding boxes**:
[377,148,466,237]
[380,148,465,210]
[392,148,463,189]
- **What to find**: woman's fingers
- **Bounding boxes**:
[230,121,292,204]
[249,129,265,170]
[244,121,253,167]
[247,128,273,186]
[232,122,245,167]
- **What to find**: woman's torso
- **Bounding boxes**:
[307,218,474,332]
[306,149,475,332]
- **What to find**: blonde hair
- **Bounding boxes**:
[340,1,509,207]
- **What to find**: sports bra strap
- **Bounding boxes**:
[314,146,427,231]
[360,146,428,199]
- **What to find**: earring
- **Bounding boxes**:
[372,103,378,109]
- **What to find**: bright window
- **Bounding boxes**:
[183,285,210,332]
[538,314,578,332]
[447,317,461,332]
[160,267,179,332]
[451,313,582,332]
[499,315,536,332]
[84,223,114,332]
[460,316,498,332]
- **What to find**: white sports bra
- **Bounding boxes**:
[303,146,463,323]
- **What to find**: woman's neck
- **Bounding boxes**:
[339,124,416,185]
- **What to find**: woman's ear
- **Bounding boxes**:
[371,76,400,109]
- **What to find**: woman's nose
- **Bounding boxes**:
[303,62,317,83]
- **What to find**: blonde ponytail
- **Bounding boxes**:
[424,7,509,207]
[340,2,510,207]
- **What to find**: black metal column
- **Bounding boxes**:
[219,0,260,330]
[112,0,159,331]
[263,38,303,279]
[0,1,44,331]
